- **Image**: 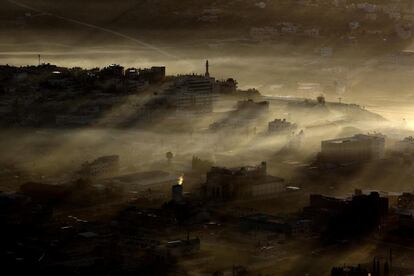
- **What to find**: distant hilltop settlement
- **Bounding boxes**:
[0,60,383,131]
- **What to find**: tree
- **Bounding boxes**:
[317,95,326,105]
[166,151,174,165]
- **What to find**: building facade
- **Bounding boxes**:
[169,75,217,115]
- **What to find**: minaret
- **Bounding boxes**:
[205,60,210,78]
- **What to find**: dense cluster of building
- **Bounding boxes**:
[3,131,414,274]
[2,54,414,274]
[0,63,166,126]
[249,0,414,49]
[0,61,258,127]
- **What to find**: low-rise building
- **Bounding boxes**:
[392,50,414,66]
[237,99,269,113]
[320,134,385,164]
[203,162,285,201]
[395,136,414,153]
[268,118,297,134]
[138,66,166,83]
[80,155,120,178]
[304,191,389,237]
[319,47,333,57]
[304,27,320,37]
[215,78,238,94]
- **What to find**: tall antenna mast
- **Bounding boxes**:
[205,60,210,78]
